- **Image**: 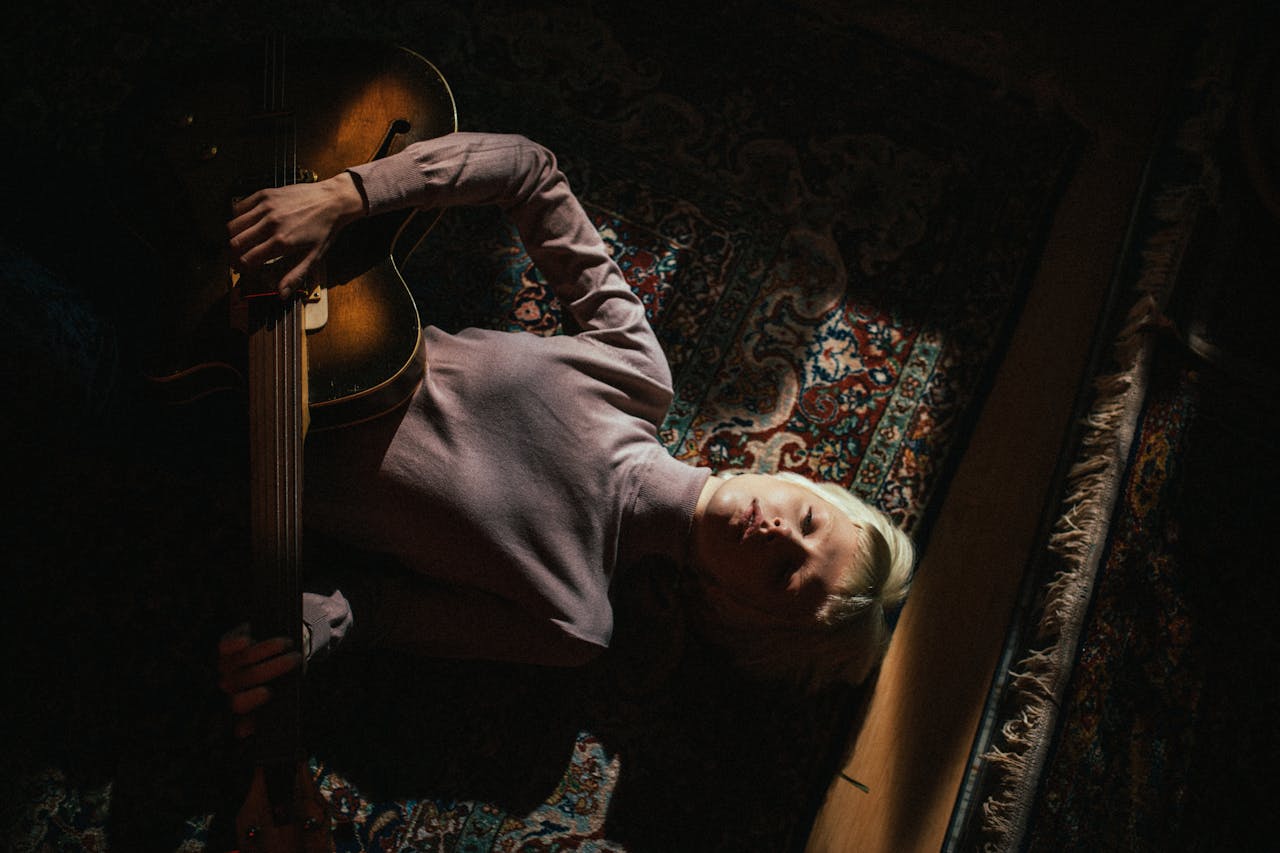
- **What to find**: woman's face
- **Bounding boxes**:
[690,474,863,625]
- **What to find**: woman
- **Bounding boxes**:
[218,133,913,733]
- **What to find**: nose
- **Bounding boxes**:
[760,515,790,540]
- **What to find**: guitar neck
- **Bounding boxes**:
[247,294,306,766]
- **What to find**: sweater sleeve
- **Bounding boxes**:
[347,132,668,381]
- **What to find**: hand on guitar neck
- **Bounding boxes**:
[227,171,368,300]
[216,626,304,741]
[217,591,351,738]
[217,621,332,853]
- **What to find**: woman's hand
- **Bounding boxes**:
[216,624,303,740]
[227,171,366,299]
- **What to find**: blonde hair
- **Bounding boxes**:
[690,471,915,692]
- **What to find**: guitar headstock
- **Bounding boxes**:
[234,762,333,853]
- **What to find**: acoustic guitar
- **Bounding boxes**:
[110,35,456,851]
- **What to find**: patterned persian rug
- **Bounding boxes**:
[1,1,1079,851]
[946,12,1280,850]
[1020,345,1268,852]
[1023,13,1280,851]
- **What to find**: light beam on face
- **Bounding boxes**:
[691,474,866,625]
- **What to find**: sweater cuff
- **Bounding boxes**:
[346,146,431,216]
[302,590,353,662]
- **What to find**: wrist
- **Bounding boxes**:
[335,170,366,217]
[330,171,368,221]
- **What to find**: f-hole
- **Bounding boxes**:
[374,118,413,160]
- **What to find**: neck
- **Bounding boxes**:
[692,471,721,525]
[685,471,723,568]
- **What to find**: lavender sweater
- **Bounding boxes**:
[301,133,709,658]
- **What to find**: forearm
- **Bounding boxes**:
[349,131,668,381]
[349,133,629,314]
[347,132,560,218]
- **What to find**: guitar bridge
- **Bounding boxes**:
[228,253,328,332]
[303,285,328,331]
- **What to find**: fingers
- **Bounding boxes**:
[247,647,303,685]
[218,632,292,674]
[229,685,273,716]
[241,636,296,667]
[227,189,292,271]
[226,199,320,299]
[229,221,297,276]
[224,650,303,713]
[276,246,323,299]
[228,197,264,237]
[217,623,307,739]
[216,627,303,741]
[230,188,267,219]
[227,195,271,266]
[218,640,301,692]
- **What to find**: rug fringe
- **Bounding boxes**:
[974,265,1165,853]
[968,36,1234,850]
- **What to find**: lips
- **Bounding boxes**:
[739,499,762,542]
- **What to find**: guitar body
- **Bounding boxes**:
[111,39,456,427]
